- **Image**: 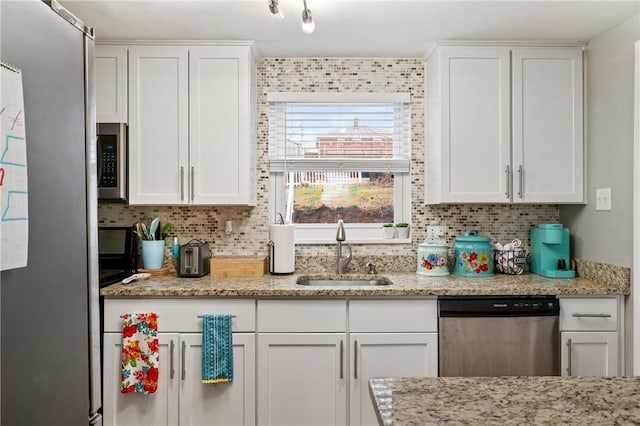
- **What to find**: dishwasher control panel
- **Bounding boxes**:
[439,296,559,317]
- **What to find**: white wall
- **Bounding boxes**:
[560,13,640,375]
[560,14,640,267]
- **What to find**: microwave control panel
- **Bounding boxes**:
[98,134,118,188]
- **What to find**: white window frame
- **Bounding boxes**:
[268,92,412,245]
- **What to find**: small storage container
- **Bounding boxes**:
[417,239,449,276]
[454,230,494,277]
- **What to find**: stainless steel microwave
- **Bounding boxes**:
[97,123,127,201]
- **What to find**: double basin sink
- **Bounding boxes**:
[296,274,392,286]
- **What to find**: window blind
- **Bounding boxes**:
[268,94,411,172]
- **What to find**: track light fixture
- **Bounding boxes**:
[301,0,315,34]
[268,0,284,21]
[267,0,315,34]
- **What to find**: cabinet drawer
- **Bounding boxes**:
[349,299,438,332]
[104,298,255,332]
[560,297,618,331]
[258,300,347,332]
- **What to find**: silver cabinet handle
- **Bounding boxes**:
[180,167,185,201]
[339,340,344,379]
[170,340,175,379]
[572,313,612,318]
[190,166,195,201]
[181,341,186,380]
[354,340,358,380]
[566,338,572,376]
[517,165,523,199]
[504,165,511,199]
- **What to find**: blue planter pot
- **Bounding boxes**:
[141,240,165,270]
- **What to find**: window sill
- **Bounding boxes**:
[296,238,413,245]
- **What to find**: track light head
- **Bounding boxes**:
[268,0,284,21]
[301,7,315,34]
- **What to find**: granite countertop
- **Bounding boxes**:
[369,376,640,425]
[100,271,629,297]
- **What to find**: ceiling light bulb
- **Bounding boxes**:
[301,8,315,34]
[268,0,284,21]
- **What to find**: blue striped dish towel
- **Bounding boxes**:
[201,314,233,384]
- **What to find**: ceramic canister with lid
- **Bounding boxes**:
[454,230,494,277]
[417,239,449,276]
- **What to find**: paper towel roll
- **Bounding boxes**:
[269,224,295,274]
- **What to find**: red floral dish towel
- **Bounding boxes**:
[120,313,159,394]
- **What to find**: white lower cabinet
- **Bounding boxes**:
[559,296,622,377]
[257,333,348,426]
[103,299,256,426]
[560,332,618,377]
[256,298,438,426]
[104,332,179,426]
[103,333,255,426]
[349,333,437,426]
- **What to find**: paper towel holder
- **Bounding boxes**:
[268,216,295,275]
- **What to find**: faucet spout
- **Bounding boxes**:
[336,220,352,274]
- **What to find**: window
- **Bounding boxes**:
[268,93,411,244]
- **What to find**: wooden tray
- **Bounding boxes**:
[138,267,170,276]
[211,256,267,277]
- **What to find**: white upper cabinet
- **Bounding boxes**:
[95,45,128,123]
[189,46,255,205]
[128,46,189,205]
[512,47,584,203]
[127,44,256,206]
[425,43,584,204]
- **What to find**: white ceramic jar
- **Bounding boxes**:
[417,239,449,276]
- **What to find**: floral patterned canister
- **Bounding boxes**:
[417,239,449,276]
[454,230,494,277]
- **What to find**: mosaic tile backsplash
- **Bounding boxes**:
[98,57,559,269]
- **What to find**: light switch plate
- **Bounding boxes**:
[427,225,446,240]
[596,188,612,211]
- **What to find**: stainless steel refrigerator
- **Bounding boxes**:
[1,0,101,424]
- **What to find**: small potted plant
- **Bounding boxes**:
[133,218,172,270]
[396,222,410,239]
[382,223,395,239]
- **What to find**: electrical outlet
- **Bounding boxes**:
[427,225,446,240]
[596,188,612,211]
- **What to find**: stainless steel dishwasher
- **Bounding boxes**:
[439,296,560,376]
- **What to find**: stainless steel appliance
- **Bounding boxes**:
[178,240,211,277]
[97,122,127,201]
[1,1,102,424]
[439,296,560,377]
[98,226,138,286]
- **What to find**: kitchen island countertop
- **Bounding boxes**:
[100,271,629,297]
[369,376,640,425]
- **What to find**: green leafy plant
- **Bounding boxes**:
[396,223,409,228]
[383,223,394,228]
[133,217,172,240]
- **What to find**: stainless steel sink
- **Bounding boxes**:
[296,275,392,286]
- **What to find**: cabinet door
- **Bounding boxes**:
[189,46,253,205]
[128,46,189,205]
[512,47,584,203]
[103,332,179,426]
[561,332,618,377]
[349,333,438,426]
[96,45,128,123]
[439,46,511,202]
[257,334,347,426]
[179,333,255,426]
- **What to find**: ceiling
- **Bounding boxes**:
[59,0,640,57]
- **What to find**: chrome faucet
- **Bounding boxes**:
[336,219,352,274]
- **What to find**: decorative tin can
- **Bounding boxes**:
[454,230,494,277]
[417,239,449,276]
